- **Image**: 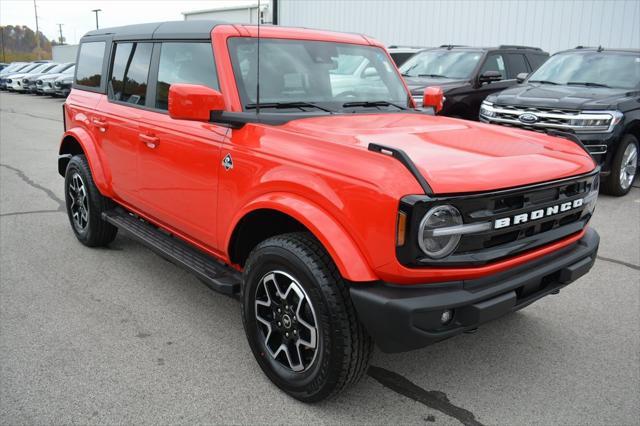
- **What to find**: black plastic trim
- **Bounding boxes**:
[350,227,599,353]
[546,129,593,157]
[368,143,433,195]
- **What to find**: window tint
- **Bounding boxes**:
[76,41,105,87]
[156,42,218,110]
[110,42,153,105]
[506,54,529,78]
[480,54,506,79]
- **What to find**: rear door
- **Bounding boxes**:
[135,41,226,249]
[97,41,154,204]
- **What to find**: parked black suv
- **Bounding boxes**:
[480,47,639,196]
[400,45,549,119]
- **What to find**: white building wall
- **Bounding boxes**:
[184,7,260,24]
[278,0,640,53]
[52,44,78,63]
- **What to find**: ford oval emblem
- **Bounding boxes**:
[519,112,538,124]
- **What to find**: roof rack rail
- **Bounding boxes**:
[388,45,426,49]
[439,44,469,50]
[498,45,542,51]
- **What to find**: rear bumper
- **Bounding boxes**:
[350,228,599,353]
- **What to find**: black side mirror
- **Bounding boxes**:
[479,70,503,84]
[516,72,529,83]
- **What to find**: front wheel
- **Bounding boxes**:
[241,233,373,402]
[602,134,638,196]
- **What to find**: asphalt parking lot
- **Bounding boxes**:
[0,91,638,425]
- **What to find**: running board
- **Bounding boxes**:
[102,208,241,296]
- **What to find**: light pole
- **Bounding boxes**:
[91,9,102,30]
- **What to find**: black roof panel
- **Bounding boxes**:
[81,20,225,41]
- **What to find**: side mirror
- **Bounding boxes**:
[479,70,503,84]
[422,86,444,113]
[363,67,378,78]
[516,72,529,83]
[168,83,225,121]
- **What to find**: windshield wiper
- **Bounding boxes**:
[529,80,560,85]
[567,81,611,88]
[342,100,407,110]
[417,74,448,78]
[245,101,334,113]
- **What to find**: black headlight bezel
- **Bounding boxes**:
[396,169,599,267]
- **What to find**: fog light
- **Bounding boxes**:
[440,309,453,325]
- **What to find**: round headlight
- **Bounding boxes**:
[418,205,463,259]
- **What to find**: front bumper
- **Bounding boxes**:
[350,227,599,353]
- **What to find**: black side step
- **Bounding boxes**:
[102,208,241,296]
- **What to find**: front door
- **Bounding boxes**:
[135,41,225,249]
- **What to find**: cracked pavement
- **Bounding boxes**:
[1,91,639,425]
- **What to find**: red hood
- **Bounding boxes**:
[281,113,596,194]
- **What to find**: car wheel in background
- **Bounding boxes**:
[602,134,638,196]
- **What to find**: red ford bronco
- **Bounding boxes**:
[59,21,600,401]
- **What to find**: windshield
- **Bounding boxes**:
[528,51,640,89]
[399,50,482,79]
[62,66,75,75]
[15,63,40,74]
[46,63,72,74]
[228,38,409,111]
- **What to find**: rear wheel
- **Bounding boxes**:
[602,134,638,196]
[64,155,118,247]
[241,232,373,402]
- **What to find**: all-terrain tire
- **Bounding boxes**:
[64,154,117,247]
[241,232,374,402]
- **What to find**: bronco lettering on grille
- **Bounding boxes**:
[494,198,584,229]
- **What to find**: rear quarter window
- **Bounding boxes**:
[75,41,106,87]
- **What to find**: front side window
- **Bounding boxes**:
[110,42,153,105]
[228,38,409,111]
[528,51,640,89]
[480,54,506,79]
[156,42,218,110]
[76,41,106,87]
[400,50,483,79]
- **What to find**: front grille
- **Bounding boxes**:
[481,103,618,133]
[398,171,598,267]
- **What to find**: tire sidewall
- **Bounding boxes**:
[610,135,638,195]
[242,244,341,400]
[64,156,103,244]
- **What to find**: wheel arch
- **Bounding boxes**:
[226,195,378,283]
[58,129,113,197]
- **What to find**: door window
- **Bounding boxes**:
[155,42,219,110]
[480,54,506,79]
[109,42,153,105]
[506,54,530,78]
[75,41,106,87]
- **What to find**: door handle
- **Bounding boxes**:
[91,117,108,132]
[139,133,160,149]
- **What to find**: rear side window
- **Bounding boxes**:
[110,42,153,105]
[505,54,530,78]
[155,42,218,110]
[76,41,106,87]
[527,54,549,71]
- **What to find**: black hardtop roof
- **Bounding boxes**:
[81,20,225,41]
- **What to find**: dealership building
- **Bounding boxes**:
[183,0,639,53]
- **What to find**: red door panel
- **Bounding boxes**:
[136,110,228,249]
